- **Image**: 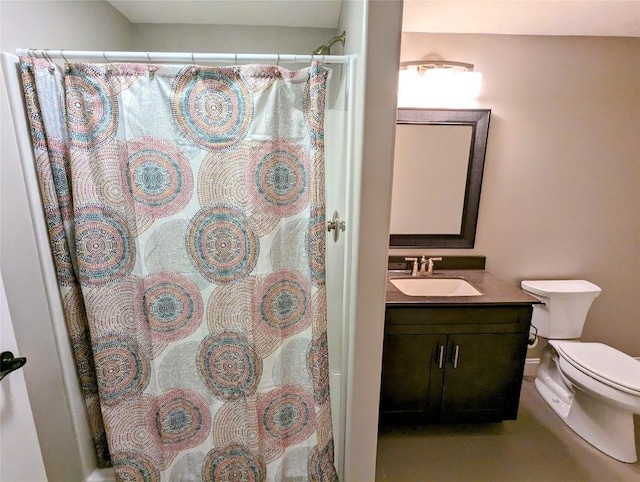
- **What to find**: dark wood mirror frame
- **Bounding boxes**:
[390,108,491,249]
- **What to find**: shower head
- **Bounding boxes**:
[312,31,346,56]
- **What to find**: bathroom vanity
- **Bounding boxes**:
[381,258,540,425]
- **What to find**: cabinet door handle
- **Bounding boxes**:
[437,344,445,369]
[452,345,460,368]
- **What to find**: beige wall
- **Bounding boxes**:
[132,23,335,54]
[395,33,640,357]
[0,0,133,52]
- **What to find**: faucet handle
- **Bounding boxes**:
[426,256,443,274]
[404,257,419,276]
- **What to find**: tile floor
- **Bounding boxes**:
[376,377,640,481]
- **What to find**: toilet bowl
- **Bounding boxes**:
[522,280,640,463]
[535,340,640,463]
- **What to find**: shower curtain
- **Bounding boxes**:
[19,56,337,481]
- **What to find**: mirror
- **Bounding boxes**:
[389,108,491,248]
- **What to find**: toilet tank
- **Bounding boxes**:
[521,280,601,339]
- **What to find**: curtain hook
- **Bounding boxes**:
[103,51,109,63]
[190,53,199,74]
[146,52,155,78]
[234,53,238,65]
[60,49,68,63]
[44,50,56,73]
[276,54,280,67]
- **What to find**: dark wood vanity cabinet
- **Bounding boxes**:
[380,305,532,425]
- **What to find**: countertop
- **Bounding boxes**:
[386,269,541,306]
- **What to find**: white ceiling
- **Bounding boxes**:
[402,0,640,37]
[106,0,640,37]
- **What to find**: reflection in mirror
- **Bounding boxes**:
[390,109,491,249]
[391,124,472,234]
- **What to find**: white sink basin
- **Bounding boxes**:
[390,277,483,297]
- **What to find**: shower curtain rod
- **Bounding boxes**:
[16,48,351,65]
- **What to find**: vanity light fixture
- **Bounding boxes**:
[398,59,482,107]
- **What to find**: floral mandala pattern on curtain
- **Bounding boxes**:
[20,56,337,481]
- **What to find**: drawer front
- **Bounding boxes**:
[385,306,532,331]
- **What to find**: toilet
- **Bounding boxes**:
[521,280,640,463]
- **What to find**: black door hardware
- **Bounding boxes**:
[0,351,27,381]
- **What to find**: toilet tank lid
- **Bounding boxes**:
[521,280,601,296]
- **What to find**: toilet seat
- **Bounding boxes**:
[550,341,640,396]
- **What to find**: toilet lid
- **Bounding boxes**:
[550,341,640,395]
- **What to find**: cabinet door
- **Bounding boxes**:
[379,334,446,423]
[441,333,528,423]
